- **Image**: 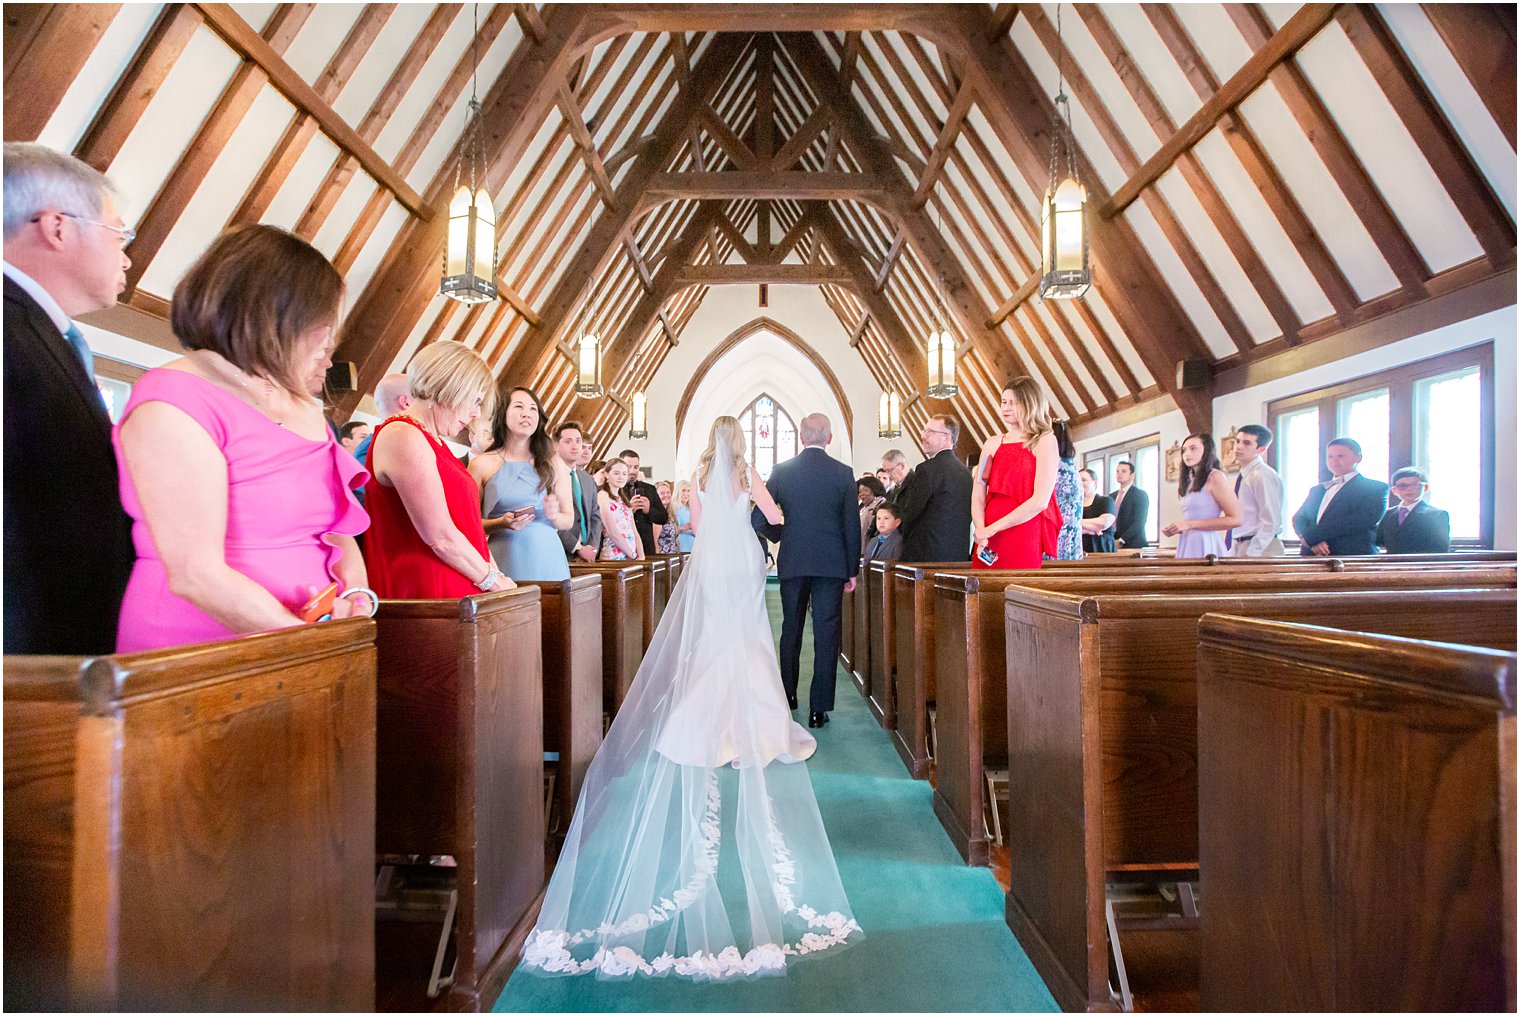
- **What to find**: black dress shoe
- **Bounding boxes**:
[808,710,830,728]
[788,693,799,710]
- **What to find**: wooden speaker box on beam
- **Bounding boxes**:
[326,361,358,393]
[1175,358,1212,390]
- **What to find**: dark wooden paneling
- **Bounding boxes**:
[892,562,958,779]
[866,559,896,727]
[526,576,603,841]
[570,563,649,717]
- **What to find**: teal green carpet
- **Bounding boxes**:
[496,589,1057,1012]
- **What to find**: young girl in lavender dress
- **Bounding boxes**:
[1163,433,1244,558]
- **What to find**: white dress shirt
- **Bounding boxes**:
[1230,456,1285,556]
[1316,470,1358,522]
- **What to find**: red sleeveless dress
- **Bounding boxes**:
[363,416,489,599]
[976,438,1060,569]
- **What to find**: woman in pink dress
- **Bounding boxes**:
[971,376,1061,569]
[113,226,372,652]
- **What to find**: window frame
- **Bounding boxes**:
[737,391,798,481]
[1080,433,1161,544]
[1266,342,1494,547]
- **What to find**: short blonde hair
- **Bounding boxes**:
[406,341,494,419]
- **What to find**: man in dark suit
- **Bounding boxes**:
[555,421,602,561]
[753,413,860,728]
[3,143,135,654]
[618,449,668,555]
[895,414,973,563]
[1291,437,1390,556]
[1376,467,1451,554]
[1110,460,1150,549]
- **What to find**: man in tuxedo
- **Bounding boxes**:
[1376,467,1451,554]
[3,143,135,654]
[1291,438,1389,556]
[618,449,668,554]
[895,415,973,562]
[1110,460,1150,549]
[555,421,602,562]
[754,413,860,728]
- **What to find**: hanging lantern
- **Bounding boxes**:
[878,390,902,439]
[440,9,498,305]
[926,328,958,398]
[628,391,648,439]
[575,334,603,397]
[1038,9,1091,301]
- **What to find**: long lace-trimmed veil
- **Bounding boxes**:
[521,430,862,980]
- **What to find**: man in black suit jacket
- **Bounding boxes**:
[1290,438,1390,557]
[3,143,135,653]
[1110,460,1150,549]
[618,449,668,555]
[753,413,860,727]
[1376,467,1451,554]
[895,415,973,563]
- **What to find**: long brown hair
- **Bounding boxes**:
[1177,432,1221,498]
[488,385,556,493]
[1002,376,1054,450]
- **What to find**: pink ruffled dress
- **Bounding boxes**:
[113,369,370,653]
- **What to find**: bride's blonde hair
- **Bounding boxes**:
[697,416,749,488]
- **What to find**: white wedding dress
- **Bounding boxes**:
[521,437,862,980]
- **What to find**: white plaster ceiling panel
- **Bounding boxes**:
[607,56,677,161]
[457,305,494,351]
[1028,300,1105,410]
[1295,24,1483,272]
[965,106,1042,223]
[1378,2,1516,217]
[1009,313,1078,417]
[1043,2,1164,164]
[1169,3,1256,83]
[230,4,277,34]
[584,36,647,132]
[857,37,924,150]
[881,32,949,128]
[689,32,713,65]
[281,4,364,88]
[1154,168,1278,342]
[1122,199,1237,359]
[371,6,470,165]
[417,19,521,192]
[1097,4,1205,129]
[1191,130,1334,324]
[385,291,447,376]
[1046,299,1129,395]
[1257,5,1306,32]
[310,168,381,261]
[106,26,237,200]
[137,82,296,296]
[344,200,408,302]
[1237,83,1401,302]
[37,5,163,154]
[520,181,597,306]
[331,4,436,129]
[495,122,573,277]
[1081,287,1155,388]
[260,131,343,232]
[1009,16,1127,195]
[495,110,567,232]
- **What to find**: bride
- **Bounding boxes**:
[521,416,862,980]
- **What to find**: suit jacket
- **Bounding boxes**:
[1291,473,1390,556]
[752,446,860,580]
[559,465,603,557]
[1376,500,1451,555]
[623,477,668,555]
[895,449,973,563]
[4,277,134,653]
[1111,485,1150,549]
[864,530,902,563]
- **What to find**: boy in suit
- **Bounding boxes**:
[1376,467,1451,554]
[865,504,903,562]
[1291,437,1389,556]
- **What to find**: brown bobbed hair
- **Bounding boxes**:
[172,225,343,396]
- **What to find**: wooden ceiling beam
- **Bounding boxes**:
[513,2,546,44]
[986,4,1018,42]
[4,4,122,142]
[644,170,888,202]
[1420,3,1515,149]
[755,32,776,163]
[698,106,759,169]
[770,215,811,263]
[910,77,975,206]
[558,82,619,209]
[1336,4,1515,267]
[676,264,854,286]
[773,105,832,170]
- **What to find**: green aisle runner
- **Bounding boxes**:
[496,587,1057,1013]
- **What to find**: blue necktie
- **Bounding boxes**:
[63,323,94,377]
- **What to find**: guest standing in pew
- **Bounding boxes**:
[112,225,375,651]
[3,143,136,654]
[353,372,409,465]
[1110,460,1150,549]
[1227,423,1286,556]
[1079,468,1118,554]
[596,457,646,560]
[617,449,668,556]
[553,420,602,563]
[673,479,696,552]
[896,414,974,562]
[1290,437,1389,557]
[655,481,680,554]
[972,377,1062,568]
[470,385,573,582]
[1164,433,1243,559]
[1377,467,1451,554]
[1051,421,1083,560]
[879,449,909,505]
[365,341,514,597]
[864,503,903,563]
[857,473,887,544]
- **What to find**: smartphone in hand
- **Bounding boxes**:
[976,545,998,566]
[298,581,340,623]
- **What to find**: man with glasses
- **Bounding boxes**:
[1376,467,1450,554]
[895,414,973,562]
[3,142,136,654]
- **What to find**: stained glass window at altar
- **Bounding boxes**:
[738,394,798,480]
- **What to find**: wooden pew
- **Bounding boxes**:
[1002,581,1516,1013]
[891,561,967,778]
[841,562,855,673]
[569,562,649,717]
[1197,615,1516,1012]
[852,560,870,696]
[524,576,603,840]
[865,559,896,726]
[3,621,377,1011]
[374,588,543,1012]
[645,556,670,644]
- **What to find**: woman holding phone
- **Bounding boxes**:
[470,385,573,581]
[597,458,645,560]
[971,376,1062,569]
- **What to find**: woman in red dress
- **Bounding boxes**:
[971,376,1062,569]
[364,341,514,598]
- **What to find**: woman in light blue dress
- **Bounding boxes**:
[673,479,696,552]
[1164,433,1243,559]
[470,386,573,581]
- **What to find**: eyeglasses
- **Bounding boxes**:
[32,212,136,246]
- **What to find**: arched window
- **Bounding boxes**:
[738,393,798,480]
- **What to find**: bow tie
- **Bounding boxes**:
[1324,476,1348,490]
